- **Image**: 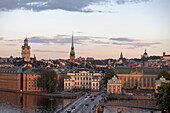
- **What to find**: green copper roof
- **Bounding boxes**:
[108,76,121,84]
[114,67,160,75]
[0,67,22,73]
[64,75,71,79]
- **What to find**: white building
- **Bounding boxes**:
[64,69,103,91]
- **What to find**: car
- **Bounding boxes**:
[85,103,89,106]
[71,105,75,110]
[66,108,71,113]
[94,95,97,97]
[97,93,101,95]
[91,98,94,101]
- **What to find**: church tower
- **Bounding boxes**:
[120,51,123,59]
[70,34,75,63]
[22,38,31,62]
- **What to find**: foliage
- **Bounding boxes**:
[104,69,117,84]
[37,69,57,93]
[125,89,151,93]
[155,82,170,112]
[157,70,170,80]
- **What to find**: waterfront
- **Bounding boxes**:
[103,100,161,113]
[0,91,162,113]
[0,91,72,113]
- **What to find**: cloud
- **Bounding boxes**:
[0,37,4,40]
[110,37,139,42]
[112,42,160,49]
[0,0,151,13]
[28,35,109,45]
[32,49,67,53]
[5,44,17,46]
[28,35,92,44]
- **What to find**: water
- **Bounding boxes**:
[0,91,162,113]
[103,100,161,113]
[0,90,72,113]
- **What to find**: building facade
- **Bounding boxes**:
[22,38,31,62]
[155,76,169,93]
[114,67,160,89]
[64,69,103,91]
[107,76,122,94]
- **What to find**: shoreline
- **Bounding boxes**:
[0,88,83,99]
[107,94,156,100]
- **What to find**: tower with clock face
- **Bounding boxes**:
[22,38,31,62]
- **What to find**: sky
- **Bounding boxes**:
[0,0,170,60]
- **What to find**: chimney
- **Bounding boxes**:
[163,52,166,56]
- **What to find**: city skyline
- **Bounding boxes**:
[0,0,170,59]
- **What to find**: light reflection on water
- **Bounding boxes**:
[103,100,161,113]
[0,90,72,113]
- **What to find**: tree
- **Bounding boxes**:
[37,69,57,93]
[155,82,170,113]
[104,69,117,84]
[157,70,170,80]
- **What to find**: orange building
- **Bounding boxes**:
[23,68,42,91]
[107,76,122,94]
[0,67,42,92]
[0,67,22,91]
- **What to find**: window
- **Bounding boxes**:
[35,82,36,84]
[93,83,95,86]
[83,77,85,80]
[89,78,91,80]
[86,77,88,80]
[75,77,76,80]
[96,83,98,86]
[124,78,126,81]
[66,83,67,86]
[75,82,76,84]
[29,78,31,80]
[78,77,79,80]
[78,82,79,84]
[69,83,70,86]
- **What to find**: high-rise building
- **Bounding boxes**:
[22,38,31,62]
[70,34,75,63]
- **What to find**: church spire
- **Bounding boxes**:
[120,51,123,59]
[70,33,75,63]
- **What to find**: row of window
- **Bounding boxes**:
[75,77,91,80]
[120,77,155,82]
[75,73,93,76]
[75,82,91,85]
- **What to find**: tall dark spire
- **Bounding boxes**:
[70,34,75,62]
[120,51,123,59]
[71,33,74,49]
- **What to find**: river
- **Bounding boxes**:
[0,91,161,113]
[0,90,72,113]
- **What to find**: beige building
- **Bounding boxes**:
[155,76,169,93]
[64,69,103,91]
[114,67,160,89]
[107,76,122,94]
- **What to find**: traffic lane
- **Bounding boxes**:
[62,94,87,113]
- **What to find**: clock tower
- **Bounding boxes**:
[22,38,31,62]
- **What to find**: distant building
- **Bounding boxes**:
[141,49,149,59]
[155,76,169,93]
[107,76,122,94]
[114,67,160,89]
[64,69,103,91]
[22,38,31,62]
[163,52,170,60]
[86,57,94,61]
[70,34,75,63]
